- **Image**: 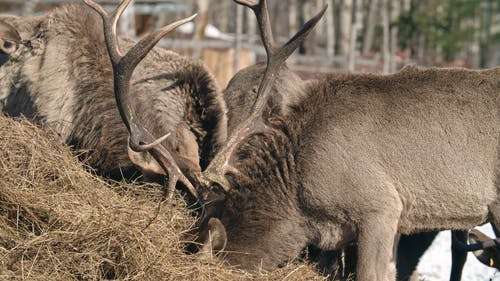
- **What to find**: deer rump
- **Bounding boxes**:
[0,3,226,181]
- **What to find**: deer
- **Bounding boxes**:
[189,1,499,280]
[0,1,228,201]
[219,29,470,281]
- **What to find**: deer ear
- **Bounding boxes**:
[0,20,21,55]
[127,146,166,177]
[199,218,227,256]
[469,229,500,270]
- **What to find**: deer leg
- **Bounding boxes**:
[356,207,401,281]
[396,231,438,281]
[488,199,500,238]
[343,243,358,280]
[450,230,468,281]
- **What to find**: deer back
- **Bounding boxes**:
[295,66,499,234]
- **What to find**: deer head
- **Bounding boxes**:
[0,20,23,66]
[0,20,22,55]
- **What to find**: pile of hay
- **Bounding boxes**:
[0,115,326,280]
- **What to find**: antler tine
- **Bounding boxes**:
[83,0,201,202]
[234,0,275,54]
[133,132,170,151]
[233,0,327,119]
[202,3,328,192]
[278,5,327,65]
[83,0,131,62]
[250,4,328,118]
[120,14,197,78]
[151,142,200,202]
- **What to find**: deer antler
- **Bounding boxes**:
[201,0,327,191]
[83,0,199,201]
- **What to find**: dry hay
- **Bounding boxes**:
[0,115,327,281]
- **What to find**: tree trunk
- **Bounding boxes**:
[217,1,231,33]
[233,5,244,74]
[486,1,498,68]
[326,0,336,58]
[303,1,322,55]
[119,3,136,38]
[417,33,425,63]
[192,0,209,59]
[402,0,411,13]
[390,0,400,72]
[339,0,353,60]
[21,0,39,16]
[298,0,307,54]
[347,0,363,71]
[246,6,257,44]
[194,0,209,40]
[381,0,390,73]
[480,0,494,68]
[362,0,378,55]
[289,0,298,38]
[312,0,324,55]
[471,11,482,68]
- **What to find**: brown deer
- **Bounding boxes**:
[192,1,499,280]
[0,1,227,200]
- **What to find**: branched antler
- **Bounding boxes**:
[83,0,199,201]
[201,0,327,191]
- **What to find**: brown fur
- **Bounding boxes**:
[0,4,227,179]
[200,65,499,281]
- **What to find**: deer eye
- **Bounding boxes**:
[1,40,17,54]
[3,41,13,49]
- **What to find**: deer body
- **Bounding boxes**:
[221,61,472,280]
[300,67,498,233]
[298,67,498,279]
[201,65,499,281]
[0,4,226,180]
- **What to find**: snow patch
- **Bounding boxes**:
[417,224,500,281]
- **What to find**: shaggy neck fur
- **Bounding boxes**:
[218,121,309,269]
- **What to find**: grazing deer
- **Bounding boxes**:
[0,1,227,199]
[191,1,499,280]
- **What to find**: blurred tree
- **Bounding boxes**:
[21,0,39,16]
[340,0,353,59]
[382,0,390,72]
[395,0,500,67]
[326,0,336,58]
[363,0,379,55]
[194,0,208,40]
[348,0,363,70]
[246,5,257,44]
[234,4,243,74]
[389,0,400,72]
